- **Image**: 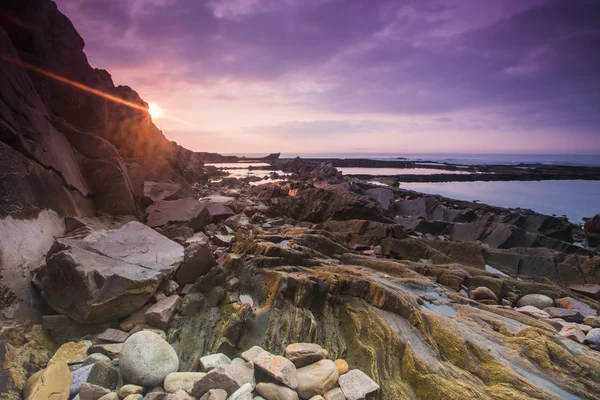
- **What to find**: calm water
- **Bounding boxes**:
[398,180,600,223]
[339,167,487,176]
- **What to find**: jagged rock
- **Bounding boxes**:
[365,188,394,211]
[42,315,114,345]
[334,359,349,375]
[584,214,600,247]
[295,360,338,399]
[241,346,298,389]
[85,360,118,390]
[338,370,379,400]
[256,382,300,400]
[96,329,129,343]
[49,340,91,365]
[175,242,218,286]
[516,294,554,310]
[544,307,585,323]
[560,325,586,344]
[24,362,71,400]
[515,306,550,319]
[201,201,235,222]
[213,234,233,247]
[570,284,600,301]
[225,214,251,231]
[79,383,111,400]
[584,316,600,328]
[88,343,123,359]
[198,389,228,400]
[284,343,327,368]
[145,295,181,330]
[200,353,232,372]
[118,385,144,398]
[143,182,187,204]
[70,364,94,396]
[119,304,152,332]
[555,297,598,317]
[164,372,206,394]
[146,198,208,229]
[35,222,184,323]
[120,331,179,386]
[192,362,255,397]
[82,353,110,367]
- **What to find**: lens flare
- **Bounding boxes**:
[148,102,162,119]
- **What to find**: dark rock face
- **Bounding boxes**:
[586,214,600,247]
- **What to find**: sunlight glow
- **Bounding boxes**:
[148,102,162,119]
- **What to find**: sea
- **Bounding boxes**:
[218,153,600,223]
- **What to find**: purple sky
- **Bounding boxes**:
[56,0,600,154]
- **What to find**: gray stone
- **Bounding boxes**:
[213,234,233,247]
[200,353,232,372]
[70,364,94,397]
[86,360,118,390]
[229,383,253,400]
[192,362,255,397]
[167,391,194,400]
[145,295,181,330]
[241,346,298,389]
[284,343,327,368]
[555,297,598,317]
[164,372,206,394]
[146,197,208,229]
[82,353,111,367]
[120,331,179,386]
[323,388,345,400]
[296,360,338,399]
[98,394,118,400]
[88,344,123,359]
[365,188,394,211]
[35,222,184,323]
[199,389,228,400]
[256,382,299,400]
[585,328,600,346]
[338,370,379,400]
[123,396,143,400]
[176,242,217,286]
[97,328,129,343]
[515,306,550,319]
[516,294,554,310]
[79,383,112,400]
[544,307,584,323]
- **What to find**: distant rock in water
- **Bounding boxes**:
[585,214,600,247]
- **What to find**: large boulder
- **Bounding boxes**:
[120,331,179,386]
[34,222,184,322]
[146,197,208,229]
[24,362,71,400]
[585,214,600,247]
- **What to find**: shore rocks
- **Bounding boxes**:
[255,382,299,400]
[24,362,71,400]
[241,346,298,389]
[120,331,179,386]
[164,372,206,394]
[200,353,232,372]
[284,343,327,368]
[295,360,338,399]
[516,306,550,319]
[145,295,181,330]
[192,362,255,397]
[34,222,184,323]
[146,198,208,229]
[338,370,380,400]
[472,286,498,302]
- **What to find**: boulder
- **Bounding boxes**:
[49,340,91,365]
[338,369,379,400]
[569,284,600,301]
[164,372,206,394]
[295,360,338,399]
[145,295,181,330]
[201,201,235,222]
[96,329,129,343]
[516,294,554,310]
[284,343,327,368]
[241,346,298,389]
[85,360,118,390]
[515,306,550,319]
[560,325,586,344]
[554,297,598,317]
[365,188,394,211]
[544,307,584,323]
[120,331,179,386]
[192,362,255,397]
[200,353,232,372]
[585,328,600,346]
[34,222,184,323]
[146,197,209,229]
[143,182,187,204]
[24,362,71,400]
[79,383,112,400]
[175,242,218,286]
[584,316,600,328]
[472,287,498,302]
[256,382,300,400]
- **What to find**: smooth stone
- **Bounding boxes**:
[515,305,550,319]
[284,343,327,368]
[82,353,111,366]
[145,295,181,330]
[560,325,586,344]
[200,353,232,372]
[49,340,92,365]
[97,328,129,343]
[98,394,119,400]
[296,360,339,399]
[516,294,554,310]
[229,383,253,400]
[334,359,349,375]
[192,362,255,397]
[164,372,207,394]
[585,328,600,346]
[308,397,324,400]
[143,393,169,400]
[79,383,112,400]
[118,384,144,398]
[124,395,143,400]
[338,370,379,400]
[167,390,194,400]
[120,331,179,386]
[472,287,498,302]
[241,346,298,389]
[256,382,300,400]
[323,388,345,400]
[199,388,228,400]
[24,362,71,400]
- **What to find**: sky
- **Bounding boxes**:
[56,0,600,155]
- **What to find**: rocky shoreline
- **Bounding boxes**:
[2,2,600,400]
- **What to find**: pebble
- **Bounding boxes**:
[120,331,180,386]
[334,359,349,375]
[118,384,144,398]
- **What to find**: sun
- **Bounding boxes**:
[147,102,162,119]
